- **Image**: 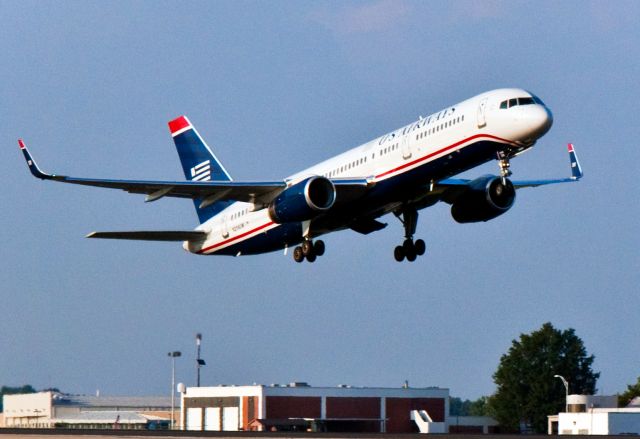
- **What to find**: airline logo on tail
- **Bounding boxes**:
[190,160,211,181]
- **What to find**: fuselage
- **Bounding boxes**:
[185,88,553,256]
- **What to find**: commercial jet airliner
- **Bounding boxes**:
[19,88,582,263]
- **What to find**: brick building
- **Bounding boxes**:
[181,382,448,433]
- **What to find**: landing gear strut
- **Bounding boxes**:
[293,238,325,263]
[497,150,513,184]
[393,206,426,262]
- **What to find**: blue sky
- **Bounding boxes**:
[1,1,638,400]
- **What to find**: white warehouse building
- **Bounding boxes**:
[548,395,640,435]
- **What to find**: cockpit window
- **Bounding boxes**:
[499,96,544,109]
[518,97,534,105]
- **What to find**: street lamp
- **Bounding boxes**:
[554,374,569,412]
[195,333,206,387]
[168,351,182,429]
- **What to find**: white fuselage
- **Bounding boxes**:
[186,88,553,256]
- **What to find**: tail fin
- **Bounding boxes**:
[168,116,233,223]
[567,143,583,180]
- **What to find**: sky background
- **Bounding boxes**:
[1,1,638,401]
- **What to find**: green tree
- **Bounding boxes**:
[619,376,640,407]
[450,396,492,416]
[488,322,599,433]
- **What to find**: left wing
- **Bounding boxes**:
[434,143,583,201]
[18,140,371,206]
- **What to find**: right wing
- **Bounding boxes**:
[19,139,285,205]
[18,140,373,207]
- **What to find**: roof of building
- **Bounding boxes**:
[52,393,171,409]
[54,410,166,424]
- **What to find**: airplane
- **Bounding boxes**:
[18,88,582,263]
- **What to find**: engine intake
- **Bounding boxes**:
[268,176,336,223]
[451,175,516,223]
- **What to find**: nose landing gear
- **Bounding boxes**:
[293,238,325,263]
[393,206,426,262]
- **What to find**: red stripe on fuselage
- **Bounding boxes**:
[375,133,517,180]
[197,221,276,254]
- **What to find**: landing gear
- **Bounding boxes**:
[497,150,513,184]
[393,206,426,262]
[293,238,325,263]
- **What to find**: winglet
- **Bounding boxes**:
[567,143,583,180]
[168,115,193,137]
[18,139,52,180]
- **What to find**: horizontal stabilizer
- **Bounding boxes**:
[86,231,207,241]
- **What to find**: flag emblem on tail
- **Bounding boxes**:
[190,160,211,181]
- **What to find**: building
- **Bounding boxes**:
[3,391,172,429]
[548,394,640,435]
[181,382,448,433]
[448,415,500,434]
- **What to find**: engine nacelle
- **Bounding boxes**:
[451,175,516,223]
[268,176,336,223]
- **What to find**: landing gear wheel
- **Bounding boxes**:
[301,240,314,256]
[403,239,417,262]
[314,240,325,256]
[306,252,317,263]
[293,246,304,263]
[393,205,427,262]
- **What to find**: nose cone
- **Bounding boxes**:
[526,105,553,139]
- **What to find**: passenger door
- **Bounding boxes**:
[401,134,412,159]
[477,97,488,128]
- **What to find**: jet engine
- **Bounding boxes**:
[268,176,336,223]
[451,175,516,223]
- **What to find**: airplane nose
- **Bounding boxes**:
[526,105,553,139]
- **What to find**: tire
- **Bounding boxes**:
[301,240,314,256]
[314,240,325,256]
[306,252,317,263]
[414,239,426,256]
[293,246,304,263]
[406,250,417,262]
[403,238,415,253]
[394,245,405,262]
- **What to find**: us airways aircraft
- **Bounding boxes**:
[19,88,582,263]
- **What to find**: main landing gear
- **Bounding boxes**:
[393,206,426,262]
[293,238,325,263]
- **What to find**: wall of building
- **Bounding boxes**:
[181,385,449,433]
[385,397,444,433]
[3,392,53,427]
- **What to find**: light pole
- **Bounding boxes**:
[195,333,206,387]
[554,374,569,412]
[168,351,182,429]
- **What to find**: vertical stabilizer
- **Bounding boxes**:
[168,116,232,223]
